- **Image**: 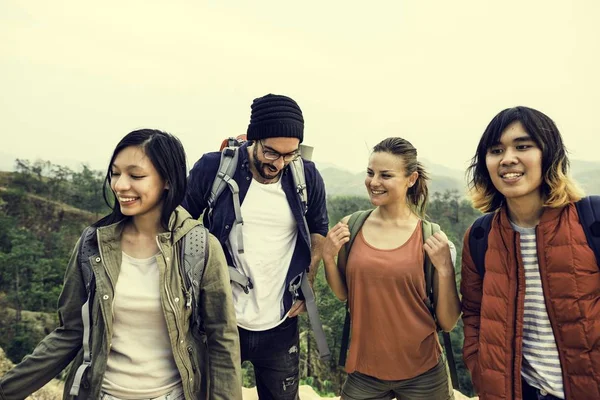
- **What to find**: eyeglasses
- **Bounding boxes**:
[259,140,300,162]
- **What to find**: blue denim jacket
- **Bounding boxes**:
[182,142,329,315]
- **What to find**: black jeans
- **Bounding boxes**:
[239,317,300,400]
[522,379,562,400]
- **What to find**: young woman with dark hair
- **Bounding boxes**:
[461,106,599,400]
[0,129,242,400]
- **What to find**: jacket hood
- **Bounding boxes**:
[96,206,200,244]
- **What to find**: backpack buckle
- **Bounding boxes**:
[243,278,254,294]
[288,274,303,299]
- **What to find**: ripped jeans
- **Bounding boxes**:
[239,317,300,400]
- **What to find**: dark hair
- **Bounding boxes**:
[94,129,187,230]
[373,137,429,217]
[468,106,583,212]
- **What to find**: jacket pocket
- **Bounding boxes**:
[187,344,202,394]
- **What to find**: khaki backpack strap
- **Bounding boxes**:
[338,209,373,367]
[340,210,373,276]
[422,220,460,390]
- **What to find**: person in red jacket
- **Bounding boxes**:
[460,106,600,400]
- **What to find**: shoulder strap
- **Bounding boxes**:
[339,209,373,367]
[344,210,373,260]
[421,220,460,390]
[180,225,209,330]
[70,226,98,396]
[469,213,494,278]
[207,146,240,213]
[338,302,351,367]
[575,195,600,268]
[78,226,98,292]
[442,329,460,390]
[208,146,244,254]
[421,220,440,316]
[289,157,311,249]
[289,157,308,213]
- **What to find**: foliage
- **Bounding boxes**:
[0,159,483,397]
[0,160,98,363]
[326,195,372,225]
[11,159,108,215]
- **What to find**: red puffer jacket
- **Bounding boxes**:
[460,204,600,400]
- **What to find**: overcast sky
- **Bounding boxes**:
[1,1,598,175]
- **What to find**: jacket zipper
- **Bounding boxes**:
[95,231,117,395]
[512,233,521,400]
[535,227,569,399]
[156,237,194,396]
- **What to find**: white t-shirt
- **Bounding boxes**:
[227,178,298,330]
[102,252,181,399]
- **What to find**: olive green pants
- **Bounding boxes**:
[341,356,454,400]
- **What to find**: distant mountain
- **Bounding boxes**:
[320,166,464,198]
[319,158,600,198]
[420,158,466,184]
[1,150,597,196]
[0,153,16,172]
[571,160,600,195]
[571,159,600,175]
[574,170,600,195]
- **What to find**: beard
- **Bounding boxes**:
[252,145,282,180]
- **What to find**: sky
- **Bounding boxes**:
[1,1,599,174]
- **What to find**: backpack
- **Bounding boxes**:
[205,137,331,361]
[69,225,209,396]
[338,210,460,390]
[468,195,600,278]
[207,137,309,263]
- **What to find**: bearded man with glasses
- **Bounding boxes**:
[182,94,329,400]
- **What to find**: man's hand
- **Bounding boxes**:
[288,300,306,317]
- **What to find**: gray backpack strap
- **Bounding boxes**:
[289,158,310,247]
[180,225,209,330]
[70,226,98,397]
[289,158,308,212]
[208,146,252,291]
[208,147,245,253]
[287,272,331,361]
[288,158,329,359]
[229,266,253,294]
[207,147,239,211]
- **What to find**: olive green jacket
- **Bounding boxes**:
[0,207,242,399]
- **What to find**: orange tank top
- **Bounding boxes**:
[345,222,441,380]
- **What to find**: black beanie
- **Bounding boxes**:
[247,94,304,143]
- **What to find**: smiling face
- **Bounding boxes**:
[485,121,543,207]
[365,151,417,207]
[250,137,300,182]
[110,145,168,220]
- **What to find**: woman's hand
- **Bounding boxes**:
[423,231,453,276]
[323,222,350,260]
